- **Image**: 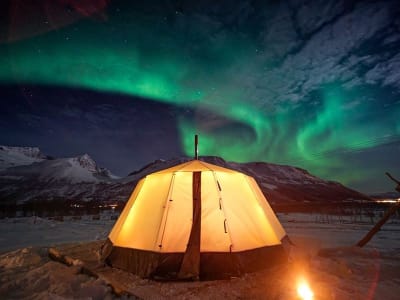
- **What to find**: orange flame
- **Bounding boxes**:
[297,278,314,300]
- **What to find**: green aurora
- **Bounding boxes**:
[1,4,399,192]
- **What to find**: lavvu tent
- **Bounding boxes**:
[101,159,288,280]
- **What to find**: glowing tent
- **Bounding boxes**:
[101,159,288,280]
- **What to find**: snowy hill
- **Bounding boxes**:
[3,154,115,184]
[0,146,48,170]
[0,148,371,208]
[0,149,119,204]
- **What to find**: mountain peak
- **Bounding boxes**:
[71,153,118,179]
[0,145,47,170]
[72,154,98,173]
[0,145,46,159]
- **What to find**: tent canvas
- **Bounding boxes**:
[101,159,288,280]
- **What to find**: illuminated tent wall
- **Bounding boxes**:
[101,159,288,280]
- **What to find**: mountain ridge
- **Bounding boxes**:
[0,146,372,209]
[0,145,49,170]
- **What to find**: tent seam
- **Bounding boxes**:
[155,173,176,251]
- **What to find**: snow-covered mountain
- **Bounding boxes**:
[0,147,120,204]
[3,153,116,184]
[0,147,371,208]
[0,146,48,170]
[124,156,372,210]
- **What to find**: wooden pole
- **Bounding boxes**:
[356,172,400,247]
[385,172,400,192]
[178,171,201,279]
[356,202,400,247]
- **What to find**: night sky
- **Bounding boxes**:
[0,0,399,193]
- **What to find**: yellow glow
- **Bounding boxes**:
[297,279,314,300]
[375,198,400,203]
[108,160,287,252]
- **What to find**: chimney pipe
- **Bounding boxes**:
[194,134,198,160]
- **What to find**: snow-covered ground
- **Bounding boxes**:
[1,212,399,299]
[278,212,400,251]
[0,215,115,253]
[2,212,398,254]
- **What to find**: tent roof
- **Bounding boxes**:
[154,159,237,174]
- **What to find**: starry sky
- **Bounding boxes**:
[0,0,399,193]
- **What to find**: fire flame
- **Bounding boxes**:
[297,279,314,300]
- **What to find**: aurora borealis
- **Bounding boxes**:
[1,0,399,192]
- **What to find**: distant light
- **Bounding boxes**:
[297,278,314,300]
[375,198,400,204]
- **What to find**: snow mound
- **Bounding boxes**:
[0,247,43,269]
[0,247,113,299]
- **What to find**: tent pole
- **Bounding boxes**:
[194,134,198,160]
[178,171,202,279]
